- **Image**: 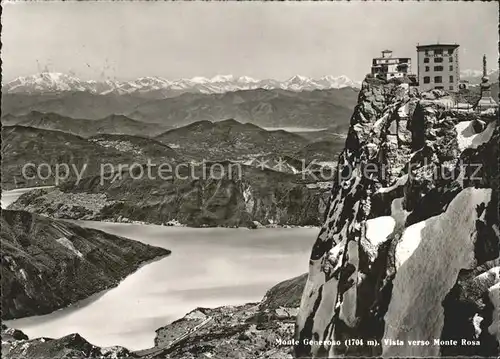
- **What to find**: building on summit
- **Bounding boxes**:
[416,43,460,92]
[371,50,411,81]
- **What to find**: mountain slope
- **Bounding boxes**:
[2,111,96,135]
[1,112,172,138]
[8,162,330,228]
[1,209,170,320]
[2,91,148,119]
[1,126,181,189]
[2,87,359,130]
[155,119,308,161]
[89,134,181,160]
[93,114,170,137]
[128,88,358,129]
[1,126,130,189]
[295,79,499,357]
[293,140,345,164]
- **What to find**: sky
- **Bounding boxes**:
[2,1,498,82]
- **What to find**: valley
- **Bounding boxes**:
[4,219,315,351]
[0,79,343,357]
[2,112,172,138]
[2,112,341,227]
[2,2,498,358]
[3,68,497,359]
[2,84,359,130]
[1,210,170,320]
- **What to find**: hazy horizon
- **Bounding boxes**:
[2,2,498,82]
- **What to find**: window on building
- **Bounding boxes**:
[435,86,444,89]
[449,57,453,62]
[449,65,453,71]
[424,58,430,63]
[397,63,409,73]
[434,66,444,71]
[449,75,454,82]
[425,50,429,56]
[447,49,454,55]
[434,57,443,63]
[424,76,430,84]
[425,66,430,72]
[449,86,454,91]
[434,76,443,83]
[435,49,443,55]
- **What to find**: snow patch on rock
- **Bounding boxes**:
[376,174,408,194]
[56,237,84,258]
[365,216,396,247]
[391,197,410,225]
[455,120,496,151]
[487,282,500,344]
[383,187,492,357]
[472,313,483,338]
[394,220,426,268]
[243,187,254,214]
[19,269,27,281]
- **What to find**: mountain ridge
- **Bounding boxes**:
[2,111,171,137]
[1,209,170,320]
[3,72,362,97]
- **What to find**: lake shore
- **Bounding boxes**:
[5,219,315,350]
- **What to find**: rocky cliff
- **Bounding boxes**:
[2,275,307,359]
[9,163,330,228]
[1,210,170,320]
[295,78,499,357]
[1,325,135,359]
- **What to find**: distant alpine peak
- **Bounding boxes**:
[460,68,499,84]
[287,74,310,82]
[460,68,498,77]
[3,72,361,96]
[236,76,260,83]
[210,74,235,82]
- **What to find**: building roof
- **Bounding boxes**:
[373,57,411,61]
[416,43,459,50]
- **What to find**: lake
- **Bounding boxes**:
[263,126,327,133]
[4,218,317,350]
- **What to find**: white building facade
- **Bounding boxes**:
[371,50,411,80]
[417,44,460,92]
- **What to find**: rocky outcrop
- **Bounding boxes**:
[1,125,182,190]
[260,274,308,310]
[136,276,308,359]
[1,325,134,359]
[9,163,330,228]
[1,210,170,320]
[295,79,499,357]
[2,275,308,359]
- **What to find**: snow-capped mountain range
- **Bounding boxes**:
[2,73,362,96]
[460,68,498,78]
[460,68,499,84]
